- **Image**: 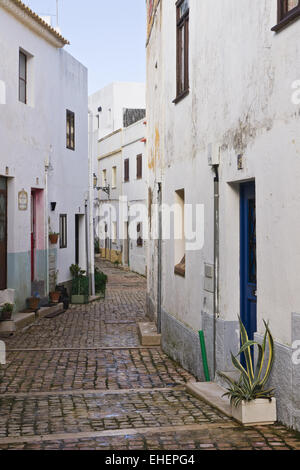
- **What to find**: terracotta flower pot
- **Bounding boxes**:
[49,233,59,244]
[50,292,60,304]
[28,297,40,310]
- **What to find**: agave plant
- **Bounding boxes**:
[218,317,275,407]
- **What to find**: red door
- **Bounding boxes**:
[31,191,36,282]
[0,177,7,290]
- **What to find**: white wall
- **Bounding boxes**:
[147,0,300,347]
[0,3,88,307]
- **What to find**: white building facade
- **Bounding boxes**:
[0,0,88,311]
[96,114,147,276]
[146,0,300,431]
[89,83,147,276]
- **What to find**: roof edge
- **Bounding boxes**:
[0,0,70,47]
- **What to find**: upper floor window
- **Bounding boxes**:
[19,51,27,104]
[136,154,142,179]
[112,166,117,188]
[124,158,129,182]
[174,0,189,103]
[66,110,75,150]
[272,0,300,31]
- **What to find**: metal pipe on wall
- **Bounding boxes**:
[157,182,162,334]
[213,164,220,379]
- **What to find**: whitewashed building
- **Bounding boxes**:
[0,0,88,311]
[146,0,300,431]
[89,83,147,276]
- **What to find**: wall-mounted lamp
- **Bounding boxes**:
[50,202,57,211]
[93,173,110,198]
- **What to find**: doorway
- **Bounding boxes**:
[31,190,37,282]
[0,177,7,290]
[240,181,257,347]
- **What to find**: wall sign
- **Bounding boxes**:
[18,189,28,211]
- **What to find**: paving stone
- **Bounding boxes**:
[0,259,300,450]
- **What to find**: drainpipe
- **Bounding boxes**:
[88,109,95,296]
[213,164,220,379]
[85,198,90,286]
[45,160,49,296]
[157,182,162,334]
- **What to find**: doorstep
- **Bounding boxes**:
[186,381,232,418]
[0,303,64,335]
[138,322,161,346]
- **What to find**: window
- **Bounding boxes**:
[66,110,75,150]
[112,166,117,188]
[174,0,189,103]
[19,51,27,104]
[136,154,142,179]
[124,158,129,182]
[102,169,107,186]
[59,214,67,249]
[272,0,300,31]
[137,222,143,247]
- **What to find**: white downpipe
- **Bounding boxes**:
[88,109,95,296]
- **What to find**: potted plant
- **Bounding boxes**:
[0,303,14,321]
[28,293,40,311]
[70,264,89,304]
[95,267,108,298]
[49,270,60,304]
[49,229,59,245]
[218,317,276,426]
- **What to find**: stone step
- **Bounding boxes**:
[37,303,64,319]
[13,312,36,330]
[138,322,161,346]
[186,381,232,418]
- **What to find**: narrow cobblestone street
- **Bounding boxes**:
[0,260,299,450]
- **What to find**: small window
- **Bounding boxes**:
[19,51,27,104]
[136,154,142,179]
[66,110,75,150]
[59,214,67,249]
[112,166,117,188]
[174,0,189,103]
[102,169,107,186]
[137,222,143,247]
[272,0,300,30]
[124,158,129,182]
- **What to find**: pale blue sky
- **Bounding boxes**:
[25,0,146,94]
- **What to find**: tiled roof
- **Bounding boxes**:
[1,0,70,45]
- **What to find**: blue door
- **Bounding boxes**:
[240,182,257,357]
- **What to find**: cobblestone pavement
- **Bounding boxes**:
[0,259,300,450]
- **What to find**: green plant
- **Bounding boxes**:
[114,260,119,266]
[218,317,275,407]
[70,264,86,278]
[94,237,100,254]
[1,303,13,313]
[70,264,89,296]
[95,267,107,295]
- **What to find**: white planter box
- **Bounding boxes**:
[232,398,277,425]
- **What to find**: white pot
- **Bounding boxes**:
[232,398,277,425]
